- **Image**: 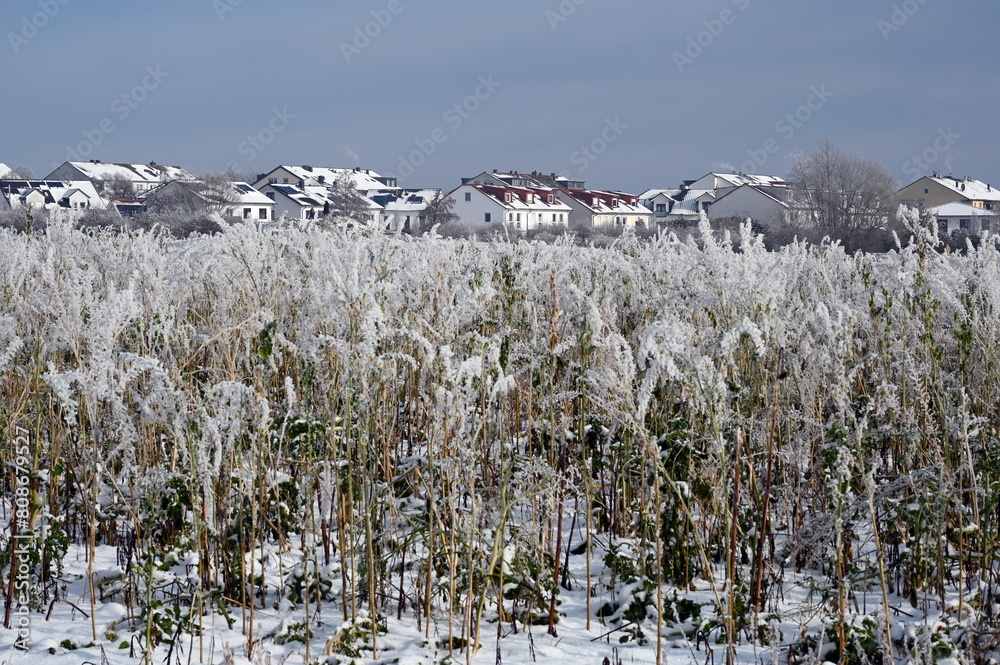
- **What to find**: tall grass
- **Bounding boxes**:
[1,218,999,663]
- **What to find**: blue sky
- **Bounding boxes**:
[3,0,998,193]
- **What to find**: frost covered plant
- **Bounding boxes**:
[3,219,1000,660]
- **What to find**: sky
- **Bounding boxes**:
[3,0,998,194]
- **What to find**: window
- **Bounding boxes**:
[937,220,948,234]
[465,192,472,202]
[960,218,971,230]
[485,212,491,223]
[268,178,277,184]
[982,219,991,232]
[266,192,275,200]
[516,213,521,222]
[243,208,252,219]
[259,208,268,220]
[924,189,928,194]
[655,203,666,212]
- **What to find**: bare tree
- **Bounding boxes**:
[784,139,898,252]
[102,174,136,199]
[327,174,373,224]
[9,165,35,179]
[197,171,242,215]
[420,191,459,231]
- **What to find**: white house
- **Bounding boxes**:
[0,179,107,212]
[558,189,652,229]
[253,166,394,193]
[897,175,1000,212]
[929,201,995,236]
[447,184,572,231]
[370,188,441,233]
[46,160,195,196]
[143,180,276,222]
[707,184,788,226]
[258,183,336,221]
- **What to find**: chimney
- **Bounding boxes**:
[149,160,157,166]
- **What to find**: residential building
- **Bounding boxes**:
[143,180,276,222]
[447,184,571,231]
[897,175,1000,212]
[462,170,585,190]
[641,172,786,227]
[370,188,441,233]
[929,201,995,236]
[707,183,788,226]
[253,166,395,193]
[558,189,652,229]
[257,183,381,223]
[0,179,107,212]
[45,160,195,196]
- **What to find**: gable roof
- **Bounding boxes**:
[711,183,788,207]
[52,161,195,184]
[925,176,1000,202]
[259,166,389,192]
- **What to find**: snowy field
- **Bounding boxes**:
[1,218,998,665]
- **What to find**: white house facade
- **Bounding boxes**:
[930,201,995,235]
[447,184,571,231]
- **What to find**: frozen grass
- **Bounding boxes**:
[1,216,999,664]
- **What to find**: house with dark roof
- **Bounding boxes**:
[446,183,572,231]
[0,179,107,212]
[558,189,652,229]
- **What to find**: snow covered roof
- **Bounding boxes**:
[373,188,440,212]
[639,188,681,201]
[687,172,786,191]
[560,189,651,215]
[278,166,388,192]
[927,176,1000,202]
[930,201,996,218]
[0,163,10,178]
[712,183,788,207]
[0,179,107,209]
[233,182,274,206]
[460,184,573,212]
[57,161,195,184]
